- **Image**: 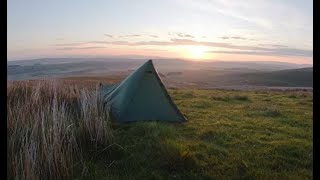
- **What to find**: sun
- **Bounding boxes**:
[186,46,208,60]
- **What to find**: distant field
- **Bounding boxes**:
[7,78,313,179]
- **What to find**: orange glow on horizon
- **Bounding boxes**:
[185,46,208,60]
[8,46,312,65]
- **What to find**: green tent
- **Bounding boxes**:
[100,60,187,122]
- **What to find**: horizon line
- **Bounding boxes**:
[7,55,313,66]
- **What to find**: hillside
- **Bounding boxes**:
[7,79,313,179]
[161,67,313,88]
[235,67,313,87]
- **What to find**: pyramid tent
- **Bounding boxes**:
[100,60,187,122]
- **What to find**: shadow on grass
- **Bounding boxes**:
[84,121,208,179]
[200,130,232,144]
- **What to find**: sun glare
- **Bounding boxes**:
[186,46,208,60]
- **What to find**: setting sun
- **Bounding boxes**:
[185,46,208,60]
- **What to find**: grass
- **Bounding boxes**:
[7,80,113,180]
[211,95,250,102]
[7,80,313,179]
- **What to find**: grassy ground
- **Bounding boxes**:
[7,80,313,179]
[85,89,313,179]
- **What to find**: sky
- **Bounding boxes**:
[7,0,313,64]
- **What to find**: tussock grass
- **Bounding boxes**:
[7,80,113,180]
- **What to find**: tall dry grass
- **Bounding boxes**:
[7,80,113,180]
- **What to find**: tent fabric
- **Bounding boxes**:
[100,60,187,122]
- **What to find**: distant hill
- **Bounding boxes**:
[235,67,313,87]
[8,57,310,71]
[7,58,312,88]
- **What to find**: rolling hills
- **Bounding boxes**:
[7,58,312,88]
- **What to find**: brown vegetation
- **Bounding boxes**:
[7,80,113,180]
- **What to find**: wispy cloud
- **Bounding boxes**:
[104,32,194,39]
[144,49,168,52]
[168,38,270,51]
[207,48,313,57]
[127,34,141,37]
[118,34,142,38]
[178,33,194,38]
[56,46,106,50]
[220,36,229,40]
[168,32,195,38]
[219,36,255,40]
[258,44,288,48]
[230,36,247,40]
[87,41,106,44]
[104,34,114,38]
[53,38,312,57]
[53,42,85,46]
[110,41,132,45]
[105,34,142,38]
[149,35,159,38]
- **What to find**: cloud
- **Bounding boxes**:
[169,38,270,51]
[168,32,195,38]
[177,33,194,38]
[134,40,172,46]
[258,44,288,48]
[104,34,144,38]
[110,41,132,45]
[122,34,141,37]
[53,38,312,57]
[103,33,158,39]
[104,34,114,38]
[112,38,312,57]
[231,36,246,40]
[170,38,196,44]
[144,49,168,52]
[207,48,313,57]
[94,38,269,51]
[87,41,106,44]
[219,36,255,40]
[273,48,313,57]
[53,42,85,46]
[56,46,106,50]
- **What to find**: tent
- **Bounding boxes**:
[100,60,187,122]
